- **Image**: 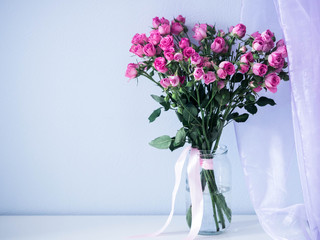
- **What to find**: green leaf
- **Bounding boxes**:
[283,74,289,81]
[186,206,192,228]
[241,79,249,88]
[233,73,243,82]
[182,104,198,124]
[148,108,161,123]
[189,127,200,147]
[226,112,239,121]
[279,72,290,81]
[208,128,219,142]
[151,94,165,103]
[151,94,170,110]
[201,96,210,108]
[149,135,172,149]
[174,128,186,147]
[234,113,249,122]
[215,89,230,106]
[245,93,256,102]
[245,104,258,114]
[160,101,170,111]
[176,111,184,123]
[253,75,263,82]
[256,96,276,106]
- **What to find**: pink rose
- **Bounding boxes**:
[252,63,268,76]
[275,45,288,58]
[251,31,261,38]
[219,61,235,75]
[160,78,171,88]
[129,44,144,57]
[253,86,262,92]
[211,37,226,53]
[174,53,183,61]
[202,57,211,68]
[125,63,138,80]
[156,46,162,55]
[196,56,205,67]
[143,43,156,57]
[232,24,246,38]
[193,67,204,80]
[264,73,280,93]
[152,17,161,28]
[276,39,285,48]
[222,44,229,54]
[160,17,169,25]
[176,15,186,24]
[154,57,168,73]
[268,52,284,68]
[131,34,140,45]
[203,71,216,85]
[262,41,274,52]
[131,33,148,45]
[192,24,207,41]
[240,52,254,63]
[217,68,227,79]
[159,35,174,51]
[171,22,184,35]
[158,24,170,35]
[261,29,274,43]
[217,81,226,89]
[148,30,162,45]
[183,47,196,59]
[191,53,201,65]
[228,26,234,33]
[252,37,265,51]
[240,46,247,53]
[164,50,174,61]
[179,38,190,49]
[275,62,284,73]
[249,81,263,93]
[203,60,212,68]
[179,76,186,84]
[239,63,249,74]
[169,75,180,87]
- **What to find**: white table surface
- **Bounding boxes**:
[0,215,271,240]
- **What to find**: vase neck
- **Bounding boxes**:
[197,145,228,158]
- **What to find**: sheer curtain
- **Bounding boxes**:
[235,0,320,239]
[274,0,320,239]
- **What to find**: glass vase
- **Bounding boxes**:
[186,145,232,235]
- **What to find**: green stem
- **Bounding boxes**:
[196,86,210,150]
[140,72,163,88]
[176,95,202,126]
[209,170,232,222]
[203,170,220,231]
[212,104,234,152]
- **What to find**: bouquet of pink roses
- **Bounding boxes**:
[126,15,288,232]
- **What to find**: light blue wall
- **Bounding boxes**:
[0,0,300,215]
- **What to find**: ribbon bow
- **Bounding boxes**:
[132,146,206,240]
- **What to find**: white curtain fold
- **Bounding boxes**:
[274,0,320,239]
[235,0,320,239]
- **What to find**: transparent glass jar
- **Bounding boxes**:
[186,145,232,235]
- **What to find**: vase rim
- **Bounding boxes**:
[197,145,228,155]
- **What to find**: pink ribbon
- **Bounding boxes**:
[131,146,205,240]
[186,148,204,240]
[200,158,213,170]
